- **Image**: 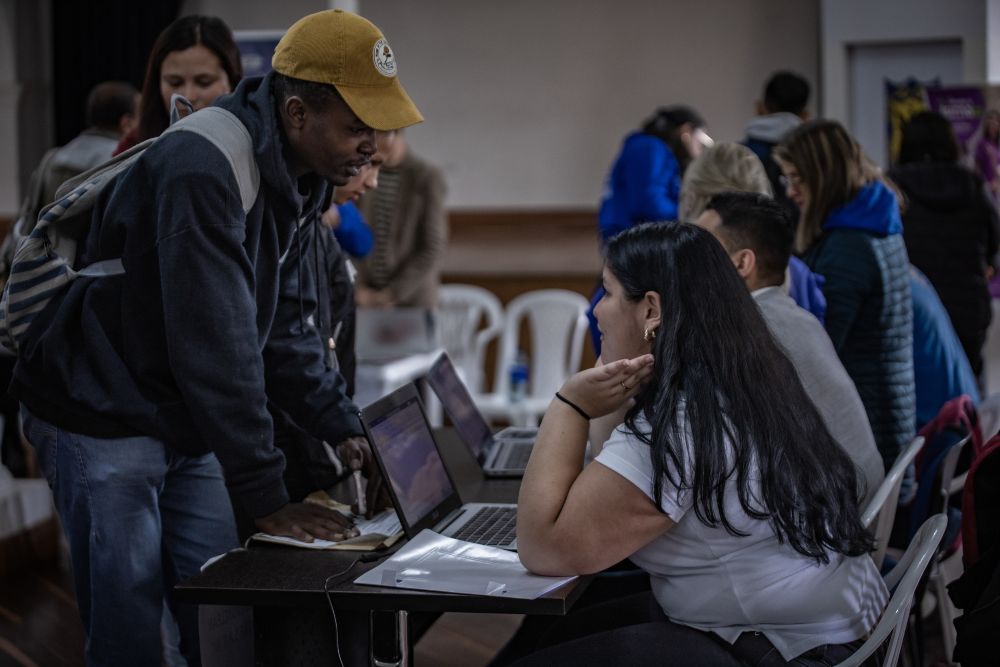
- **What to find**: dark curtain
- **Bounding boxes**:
[51,0,182,145]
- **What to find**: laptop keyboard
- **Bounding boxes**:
[499,442,533,469]
[502,429,537,439]
[451,506,517,547]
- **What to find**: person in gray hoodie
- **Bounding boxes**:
[2,81,138,281]
[743,71,810,222]
[35,81,139,206]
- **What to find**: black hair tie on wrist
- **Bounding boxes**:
[555,392,592,421]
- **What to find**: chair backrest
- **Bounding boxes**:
[910,430,972,541]
[492,289,589,400]
[834,514,947,667]
[436,284,504,394]
[862,436,924,570]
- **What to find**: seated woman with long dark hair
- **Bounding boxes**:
[513,222,887,667]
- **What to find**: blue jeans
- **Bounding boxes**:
[22,406,239,667]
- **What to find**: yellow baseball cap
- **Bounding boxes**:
[272,10,423,131]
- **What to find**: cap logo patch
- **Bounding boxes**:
[372,38,397,77]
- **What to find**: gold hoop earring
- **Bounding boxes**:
[643,327,657,342]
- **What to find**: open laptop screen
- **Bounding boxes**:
[363,391,457,529]
[426,353,492,461]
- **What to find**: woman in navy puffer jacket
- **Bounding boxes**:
[775,121,915,471]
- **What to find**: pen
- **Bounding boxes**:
[353,469,367,516]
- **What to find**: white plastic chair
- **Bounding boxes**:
[435,284,504,394]
[834,514,947,667]
[476,289,589,427]
[861,436,924,570]
[926,432,972,659]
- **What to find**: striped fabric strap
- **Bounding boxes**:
[37,178,99,225]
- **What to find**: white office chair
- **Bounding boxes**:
[436,284,504,394]
[861,436,924,570]
[834,513,947,667]
[476,289,589,427]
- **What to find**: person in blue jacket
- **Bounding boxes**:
[10,11,423,665]
[591,106,710,353]
[910,266,980,429]
[320,130,398,258]
[331,200,373,256]
[775,121,915,471]
[598,106,710,244]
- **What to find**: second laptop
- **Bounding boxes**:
[425,352,538,478]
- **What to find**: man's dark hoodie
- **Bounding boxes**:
[889,161,1000,377]
[12,74,362,517]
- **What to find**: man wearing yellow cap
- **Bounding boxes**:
[11,10,421,665]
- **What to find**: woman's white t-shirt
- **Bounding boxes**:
[594,417,888,661]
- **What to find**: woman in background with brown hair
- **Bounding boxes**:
[774,120,914,471]
[115,14,242,154]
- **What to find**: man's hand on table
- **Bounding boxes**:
[254,502,358,543]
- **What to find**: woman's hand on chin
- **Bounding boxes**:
[560,354,654,418]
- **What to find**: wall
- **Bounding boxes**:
[989,0,1000,83]
[360,0,819,209]
[183,0,820,209]
[182,0,324,30]
[2,1,819,213]
[820,0,987,124]
[0,1,19,217]
[0,0,52,219]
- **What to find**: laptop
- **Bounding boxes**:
[360,383,518,550]
[355,307,437,363]
[425,352,538,478]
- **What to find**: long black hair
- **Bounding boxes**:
[607,222,874,562]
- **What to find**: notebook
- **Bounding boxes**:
[425,352,538,478]
[360,383,518,550]
[355,307,438,363]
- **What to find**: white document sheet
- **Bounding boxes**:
[354,529,577,599]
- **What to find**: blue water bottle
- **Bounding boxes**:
[509,351,530,403]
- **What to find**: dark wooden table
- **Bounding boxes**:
[176,429,590,666]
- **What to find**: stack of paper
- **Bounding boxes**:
[354,529,577,599]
